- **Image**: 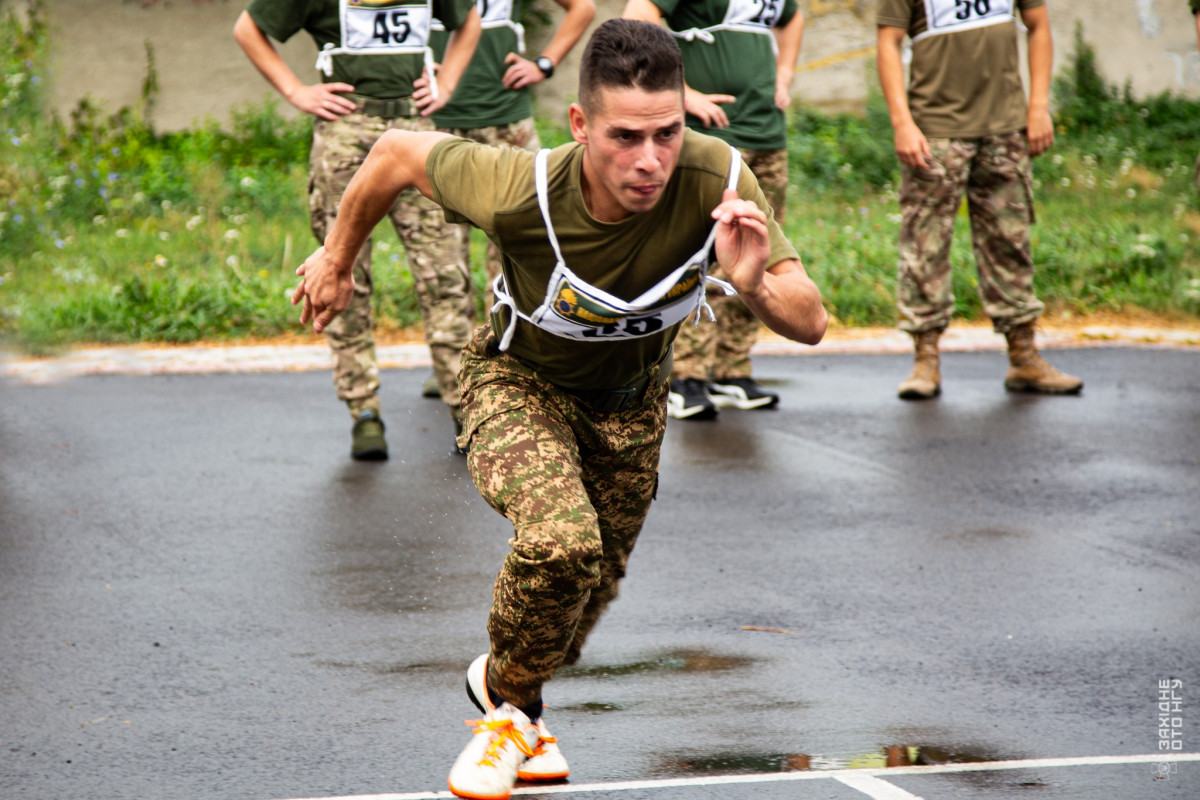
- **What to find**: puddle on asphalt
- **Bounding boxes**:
[311,658,468,678]
[555,701,627,713]
[940,527,1029,543]
[654,743,1002,778]
[556,648,754,679]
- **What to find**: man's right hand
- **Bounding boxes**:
[292,247,355,332]
[286,83,358,120]
[684,87,735,129]
[893,120,931,170]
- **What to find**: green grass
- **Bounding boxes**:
[2,7,1198,354]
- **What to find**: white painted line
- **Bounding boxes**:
[268,752,1200,800]
[836,772,925,800]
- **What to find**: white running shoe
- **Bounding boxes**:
[446,701,538,800]
[464,653,570,783]
[517,717,570,781]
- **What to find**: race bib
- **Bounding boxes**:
[725,0,786,29]
[477,0,515,25]
[341,0,433,52]
[530,266,704,342]
[921,0,1013,38]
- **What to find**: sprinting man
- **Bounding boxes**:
[624,0,805,421]
[292,19,827,799]
[876,0,1082,399]
[234,0,481,459]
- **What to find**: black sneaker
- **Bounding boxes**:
[350,409,388,461]
[707,377,780,410]
[667,378,718,421]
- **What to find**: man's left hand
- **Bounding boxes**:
[712,188,771,296]
[1027,108,1054,157]
[414,66,446,116]
[502,53,547,90]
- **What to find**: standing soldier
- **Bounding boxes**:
[624,0,805,421]
[876,0,1082,399]
[234,0,481,459]
[431,0,596,308]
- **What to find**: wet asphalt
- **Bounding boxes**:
[1,346,1198,800]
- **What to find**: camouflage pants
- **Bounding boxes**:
[896,132,1045,335]
[672,146,786,381]
[310,112,476,417]
[457,326,669,708]
[439,118,541,310]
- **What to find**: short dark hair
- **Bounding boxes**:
[578,19,684,114]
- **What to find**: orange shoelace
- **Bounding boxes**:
[464,717,536,766]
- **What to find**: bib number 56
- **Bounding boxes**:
[954,0,991,19]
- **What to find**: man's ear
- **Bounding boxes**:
[568,103,588,145]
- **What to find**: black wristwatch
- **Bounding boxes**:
[535,56,555,78]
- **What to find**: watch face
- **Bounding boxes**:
[536,57,554,76]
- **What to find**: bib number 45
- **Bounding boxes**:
[373,11,411,44]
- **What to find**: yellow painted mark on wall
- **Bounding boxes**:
[808,0,858,16]
[797,45,876,72]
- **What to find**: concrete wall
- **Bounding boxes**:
[14,0,1200,131]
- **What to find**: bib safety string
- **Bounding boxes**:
[670,27,716,44]
[688,145,741,324]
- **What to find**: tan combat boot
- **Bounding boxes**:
[898,329,942,400]
[1003,322,1083,394]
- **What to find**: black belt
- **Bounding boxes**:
[341,93,418,119]
[566,351,673,413]
[483,334,672,413]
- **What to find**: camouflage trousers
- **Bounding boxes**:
[310,111,476,417]
[672,146,786,381]
[896,132,1045,335]
[457,326,669,708]
[439,118,541,310]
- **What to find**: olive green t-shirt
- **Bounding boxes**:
[876,0,1042,138]
[246,0,474,99]
[426,129,799,390]
[653,0,797,151]
[430,0,533,129]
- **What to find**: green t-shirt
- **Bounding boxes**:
[653,0,797,151]
[876,0,1042,138]
[246,0,474,99]
[1192,0,1200,14]
[426,128,799,389]
[431,0,533,129]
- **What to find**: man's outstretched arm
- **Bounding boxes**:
[291,130,453,331]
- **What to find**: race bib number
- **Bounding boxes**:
[533,273,699,341]
[726,0,785,29]
[476,0,515,25]
[922,0,1013,36]
[341,0,432,51]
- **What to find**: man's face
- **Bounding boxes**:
[569,86,685,223]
